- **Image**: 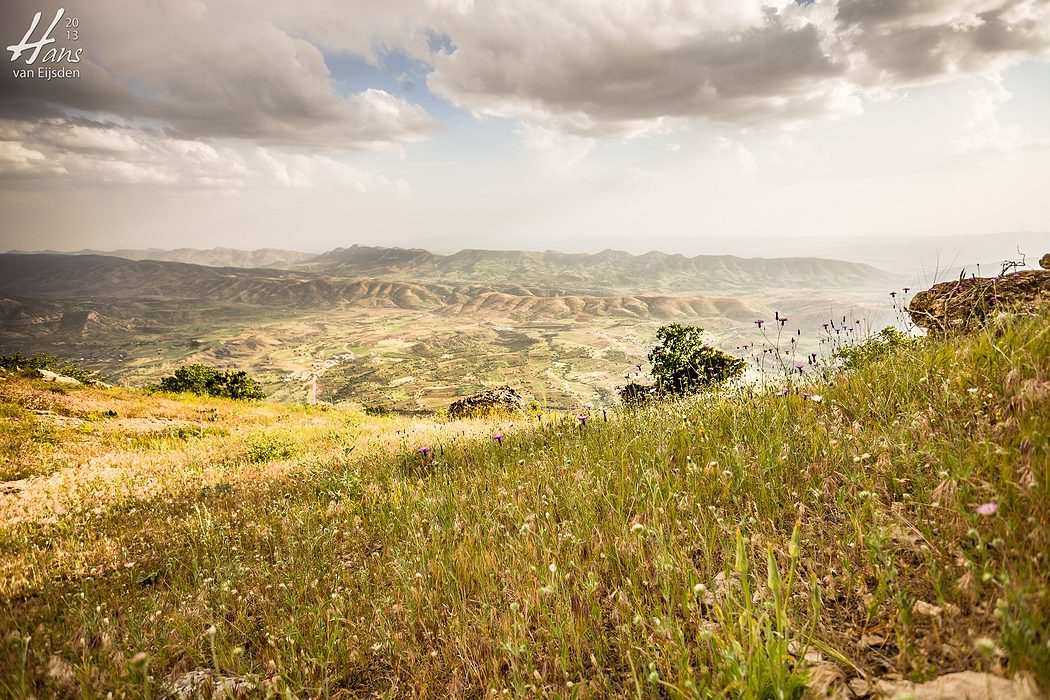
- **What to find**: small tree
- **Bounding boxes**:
[648,323,746,396]
[156,364,265,400]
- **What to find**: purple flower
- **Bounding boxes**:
[417,446,432,455]
[779,317,789,326]
[975,502,998,516]
[755,319,765,328]
[577,415,589,424]
[777,388,789,396]
[492,433,504,444]
[794,363,805,373]
[903,287,910,294]
[890,291,897,298]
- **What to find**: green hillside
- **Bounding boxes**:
[0,310,1047,697]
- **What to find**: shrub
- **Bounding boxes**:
[618,382,655,407]
[246,431,296,463]
[647,323,746,396]
[833,326,922,371]
[154,364,265,400]
[0,352,98,383]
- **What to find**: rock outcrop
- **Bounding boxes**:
[448,386,525,419]
[908,261,1050,334]
[35,369,81,385]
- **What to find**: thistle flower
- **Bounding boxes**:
[577,415,589,424]
[755,319,765,328]
[492,433,504,444]
[417,446,432,456]
[975,502,998,516]
[779,317,789,326]
[903,287,910,293]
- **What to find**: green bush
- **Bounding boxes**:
[0,352,98,383]
[246,431,296,463]
[154,364,265,400]
[832,326,922,371]
[647,323,746,396]
[618,382,654,406]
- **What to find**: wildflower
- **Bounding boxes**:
[777,388,789,396]
[492,433,504,445]
[890,291,897,298]
[794,363,805,373]
[755,319,765,328]
[975,502,998,516]
[631,522,645,533]
[417,446,432,456]
[577,415,589,424]
[808,394,823,403]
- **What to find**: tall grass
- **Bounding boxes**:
[0,311,1047,697]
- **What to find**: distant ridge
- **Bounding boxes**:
[0,254,767,323]
[5,247,313,269]
[296,244,895,293]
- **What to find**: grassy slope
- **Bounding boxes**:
[0,311,1047,698]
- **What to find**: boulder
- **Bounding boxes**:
[35,368,81,385]
[448,386,525,419]
[908,263,1050,334]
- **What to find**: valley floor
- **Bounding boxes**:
[0,310,1048,698]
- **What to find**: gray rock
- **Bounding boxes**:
[35,368,81,385]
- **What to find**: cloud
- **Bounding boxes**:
[0,118,386,191]
[0,1,436,149]
[417,0,1050,135]
[2,0,1047,159]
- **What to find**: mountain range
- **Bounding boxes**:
[3,247,313,269]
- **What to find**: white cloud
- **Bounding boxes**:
[0,119,388,192]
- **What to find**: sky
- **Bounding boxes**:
[1,0,1048,255]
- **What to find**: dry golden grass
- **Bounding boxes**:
[0,311,1047,698]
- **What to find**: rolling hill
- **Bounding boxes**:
[294,245,896,293]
